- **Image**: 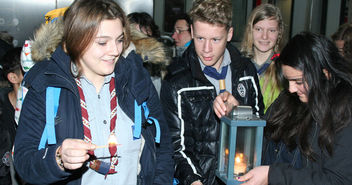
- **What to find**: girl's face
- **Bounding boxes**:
[282,65,308,103]
[252,18,279,54]
[79,18,124,83]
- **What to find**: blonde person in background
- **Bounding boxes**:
[240,3,285,112]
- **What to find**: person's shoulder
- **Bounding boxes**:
[22,59,51,87]
[227,43,253,67]
[228,50,257,76]
[165,57,190,79]
[0,87,11,104]
[119,50,144,68]
[164,68,192,86]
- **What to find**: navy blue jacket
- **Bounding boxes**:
[13,46,174,185]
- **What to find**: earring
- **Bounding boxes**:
[71,62,78,77]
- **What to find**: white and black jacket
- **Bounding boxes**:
[160,42,264,185]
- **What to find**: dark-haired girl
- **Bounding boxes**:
[240,32,352,185]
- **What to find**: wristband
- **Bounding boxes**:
[56,145,64,170]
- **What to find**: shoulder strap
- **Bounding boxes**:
[38,87,61,150]
[133,100,160,143]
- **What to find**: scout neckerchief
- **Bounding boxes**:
[257,53,280,75]
[75,77,118,175]
[203,65,229,93]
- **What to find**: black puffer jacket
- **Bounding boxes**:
[160,42,264,185]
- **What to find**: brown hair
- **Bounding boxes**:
[63,0,130,76]
[189,0,232,30]
[331,23,352,60]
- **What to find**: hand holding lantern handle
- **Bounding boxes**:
[213,91,239,118]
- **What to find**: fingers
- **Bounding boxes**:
[235,172,253,185]
[213,91,240,118]
[237,172,253,182]
[220,91,230,102]
[213,93,228,118]
[213,97,225,118]
[226,93,239,107]
[236,166,269,185]
[60,139,95,170]
[213,91,239,118]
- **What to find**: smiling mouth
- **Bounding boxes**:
[259,41,270,45]
[103,59,116,64]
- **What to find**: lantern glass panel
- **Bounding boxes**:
[233,126,257,176]
[219,122,230,173]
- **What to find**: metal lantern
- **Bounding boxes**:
[216,106,266,185]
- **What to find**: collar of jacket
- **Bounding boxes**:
[184,41,244,84]
[115,50,150,105]
[22,46,76,94]
[24,46,149,105]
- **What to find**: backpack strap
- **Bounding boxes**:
[38,87,61,150]
[133,100,161,143]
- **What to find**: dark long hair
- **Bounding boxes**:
[267,32,352,160]
[127,12,160,38]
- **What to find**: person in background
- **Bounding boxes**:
[160,0,264,184]
[331,23,352,60]
[172,13,192,57]
[127,12,160,39]
[127,12,170,96]
[240,3,285,112]
[0,47,23,185]
[238,32,352,185]
[14,7,66,125]
[0,32,14,87]
[13,0,174,184]
[0,32,13,60]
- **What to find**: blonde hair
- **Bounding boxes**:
[240,4,284,104]
[240,3,284,58]
[189,0,232,30]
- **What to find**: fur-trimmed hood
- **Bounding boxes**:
[30,20,171,66]
[31,18,64,62]
[129,23,170,66]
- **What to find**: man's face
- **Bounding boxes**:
[191,21,233,70]
[172,19,192,47]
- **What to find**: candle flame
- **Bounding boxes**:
[235,153,243,163]
[225,148,229,155]
[108,134,117,147]
[235,156,241,163]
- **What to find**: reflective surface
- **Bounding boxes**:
[0,0,153,47]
